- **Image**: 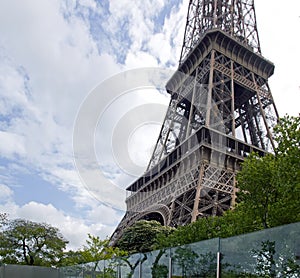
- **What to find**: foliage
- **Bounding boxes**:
[156,209,257,249]
[151,249,168,278]
[81,234,126,263]
[0,218,68,266]
[237,153,278,229]
[272,114,300,225]
[237,114,300,228]
[59,250,86,266]
[0,213,7,227]
[151,263,168,278]
[252,240,276,277]
[155,115,300,249]
[115,220,173,277]
[116,220,173,254]
[251,240,300,278]
[173,246,199,277]
[118,253,147,278]
[59,234,127,268]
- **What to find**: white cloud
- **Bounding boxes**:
[79,0,97,10]
[0,0,122,207]
[16,201,96,250]
[0,199,121,250]
[0,0,299,252]
[0,184,14,202]
[0,0,127,249]
[255,0,300,116]
[0,132,26,158]
[125,51,159,68]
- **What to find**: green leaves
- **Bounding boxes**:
[81,234,126,263]
[154,115,300,249]
[0,219,68,266]
[59,234,127,267]
[116,220,173,254]
[236,114,300,229]
[237,153,278,229]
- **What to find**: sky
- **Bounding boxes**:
[0,0,299,250]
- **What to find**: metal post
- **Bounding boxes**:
[217,237,222,278]
[138,259,142,278]
[117,262,121,278]
[216,251,221,278]
[168,250,172,278]
[205,50,215,127]
[103,260,105,278]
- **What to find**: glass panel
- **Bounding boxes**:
[141,249,170,278]
[115,253,141,278]
[221,222,300,277]
[82,262,96,277]
[171,238,219,277]
[58,222,300,278]
[59,264,84,277]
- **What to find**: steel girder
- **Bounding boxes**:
[111,1,279,245]
[180,0,261,63]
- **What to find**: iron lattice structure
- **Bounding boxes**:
[111,0,278,244]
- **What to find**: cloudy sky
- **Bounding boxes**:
[0,0,299,250]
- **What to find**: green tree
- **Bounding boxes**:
[59,233,126,274]
[0,219,68,266]
[237,115,300,229]
[59,250,85,266]
[252,240,276,278]
[156,115,300,249]
[272,114,300,225]
[116,220,173,278]
[0,213,7,227]
[237,153,277,229]
[81,234,126,263]
[173,246,199,277]
[116,220,173,254]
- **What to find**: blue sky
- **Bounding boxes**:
[0,0,299,250]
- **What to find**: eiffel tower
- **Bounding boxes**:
[111,0,279,244]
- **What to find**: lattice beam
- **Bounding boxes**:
[180,0,261,63]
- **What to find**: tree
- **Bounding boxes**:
[116,220,173,254]
[155,115,300,249]
[81,234,126,263]
[237,115,300,228]
[272,114,300,225]
[116,220,173,278]
[173,246,199,277]
[0,219,68,266]
[237,153,278,229]
[0,213,7,227]
[59,233,126,276]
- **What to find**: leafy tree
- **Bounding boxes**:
[0,219,68,266]
[116,220,173,277]
[172,246,199,277]
[81,234,126,263]
[251,240,300,278]
[116,220,173,254]
[252,240,276,277]
[59,233,126,272]
[155,115,300,249]
[0,213,7,227]
[237,114,300,229]
[151,262,168,278]
[237,153,278,229]
[272,114,300,225]
[59,250,85,266]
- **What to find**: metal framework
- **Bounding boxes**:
[180,0,261,62]
[111,0,279,244]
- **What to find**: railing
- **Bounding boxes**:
[59,222,300,278]
[126,126,266,195]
